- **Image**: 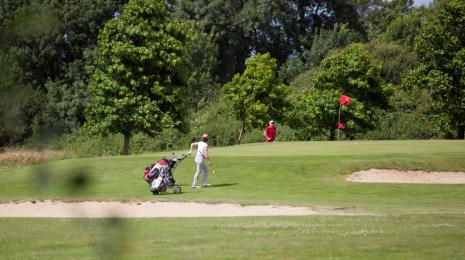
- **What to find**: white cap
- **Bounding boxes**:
[269,120,275,124]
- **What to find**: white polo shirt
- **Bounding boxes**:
[195,141,208,163]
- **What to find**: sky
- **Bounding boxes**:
[413,0,433,6]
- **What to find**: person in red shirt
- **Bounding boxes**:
[264,120,277,143]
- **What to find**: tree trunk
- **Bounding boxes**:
[122,133,130,155]
[458,125,465,139]
[237,124,245,144]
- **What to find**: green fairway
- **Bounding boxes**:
[1,140,465,259]
[1,140,465,214]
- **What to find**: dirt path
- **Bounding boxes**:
[346,169,465,184]
[0,200,364,218]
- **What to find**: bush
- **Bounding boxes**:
[63,129,123,157]
[188,99,239,147]
[362,88,442,140]
[131,128,191,153]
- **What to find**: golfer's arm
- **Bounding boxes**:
[189,142,197,153]
[265,129,270,140]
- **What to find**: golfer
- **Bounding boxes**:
[188,133,212,188]
[264,120,277,143]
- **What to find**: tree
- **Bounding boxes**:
[86,0,190,155]
[0,54,45,146]
[362,0,415,40]
[0,1,59,146]
[299,43,389,140]
[239,0,364,63]
[384,8,426,49]
[0,0,32,30]
[181,21,220,111]
[415,0,465,139]
[174,0,250,83]
[0,0,127,146]
[364,42,418,85]
[1,2,61,92]
[280,23,363,83]
[370,69,440,140]
[223,53,290,144]
[40,0,128,131]
[287,89,340,140]
[174,0,367,83]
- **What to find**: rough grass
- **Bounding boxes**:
[0,148,71,168]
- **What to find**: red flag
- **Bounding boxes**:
[338,122,345,129]
[340,95,351,106]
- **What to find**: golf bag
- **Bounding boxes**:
[143,154,187,195]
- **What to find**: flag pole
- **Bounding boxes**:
[338,95,350,141]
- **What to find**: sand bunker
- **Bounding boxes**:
[0,200,364,218]
[346,169,465,184]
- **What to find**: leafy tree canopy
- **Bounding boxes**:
[181,21,220,111]
[287,89,340,140]
[0,0,127,146]
[223,53,290,143]
[414,0,465,139]
[364,42,418,85]
[280,23,363,83]
[363,0,415,40]
[384,7,426,49]
[86,0,190,155]
[290,43,389,140]
[174,0,367,83]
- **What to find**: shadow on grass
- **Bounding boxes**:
[173,183,239,188]
[208,183,238,188]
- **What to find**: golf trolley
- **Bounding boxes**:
[143,154,188,195]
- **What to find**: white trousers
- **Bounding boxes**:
[193,160,208,186]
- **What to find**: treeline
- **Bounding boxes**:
[0,0,464,156]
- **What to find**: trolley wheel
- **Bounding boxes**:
[173,186,182,194]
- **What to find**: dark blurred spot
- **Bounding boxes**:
[70,173,88,187]
[66,170,92,194]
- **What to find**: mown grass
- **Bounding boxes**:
[1,140,465,259]
[1,140,464,214]
[1,215,465,259]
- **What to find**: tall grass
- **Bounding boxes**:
[0,148,71,167]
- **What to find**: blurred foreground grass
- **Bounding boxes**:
[1,215,465,259]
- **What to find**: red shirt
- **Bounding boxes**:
[264,126,277,142]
